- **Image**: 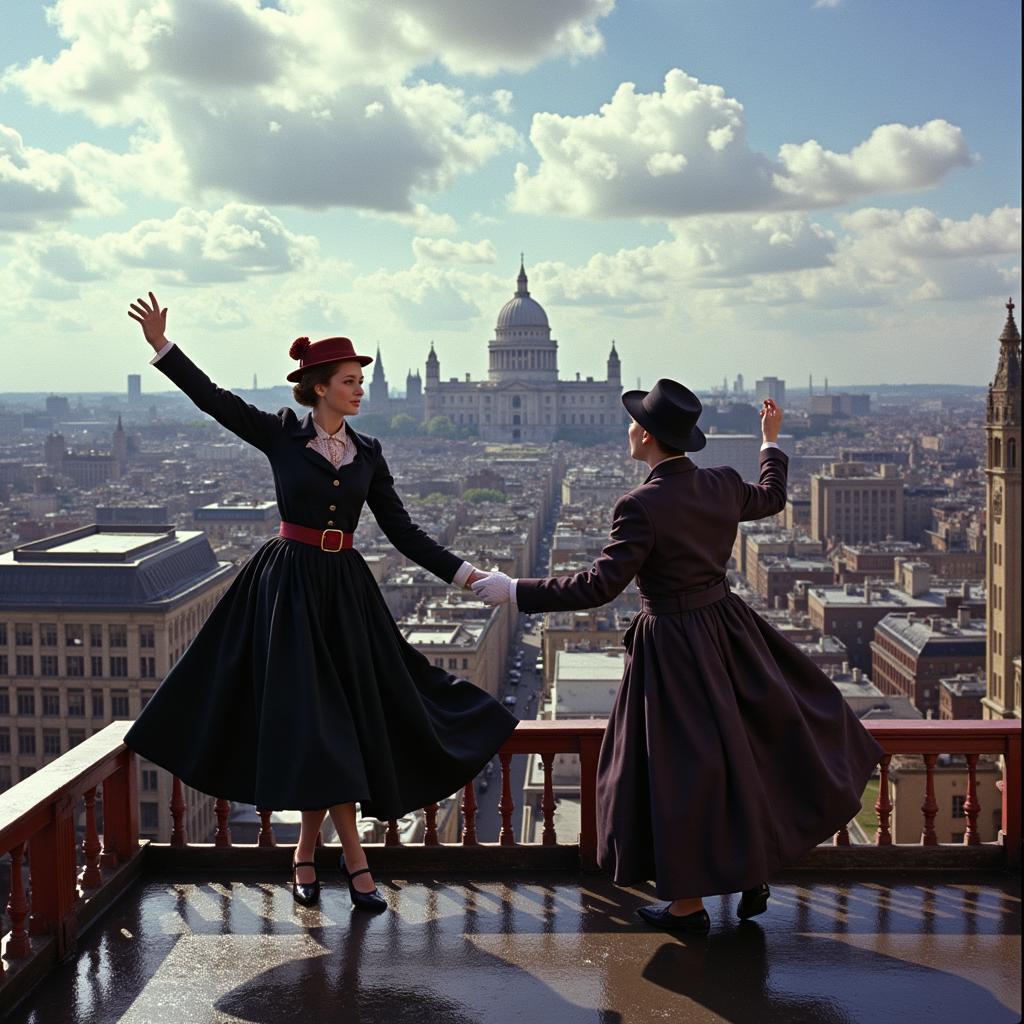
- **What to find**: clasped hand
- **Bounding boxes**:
[470,571,514,607]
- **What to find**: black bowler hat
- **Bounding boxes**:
[621,378,706,452]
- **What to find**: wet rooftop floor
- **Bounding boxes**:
[7,870,1020,1024]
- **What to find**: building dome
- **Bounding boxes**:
[496,260,549,329]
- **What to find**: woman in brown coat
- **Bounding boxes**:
[473,380,882,932]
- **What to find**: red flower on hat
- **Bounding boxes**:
[289,337,310,360]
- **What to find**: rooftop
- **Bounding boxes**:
[7,869,1019,1024]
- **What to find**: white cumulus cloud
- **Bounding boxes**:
[412,237,498,264]
[4,0,614,216]
[510,69,972,219]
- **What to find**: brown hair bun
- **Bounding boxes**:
[289,336,310,360]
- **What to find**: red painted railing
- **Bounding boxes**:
[1,717,1020,995]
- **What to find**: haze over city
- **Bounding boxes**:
[0,0,1020,393]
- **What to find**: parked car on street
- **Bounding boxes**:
[503,695,517,707]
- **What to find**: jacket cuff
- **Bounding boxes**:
[150,340,175,364]
[452,561,475,588]
[760,440,780,451]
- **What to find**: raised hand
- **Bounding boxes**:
[128,292,168,352]
[759,398,782,443]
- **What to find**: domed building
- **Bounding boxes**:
[422,260,625,442]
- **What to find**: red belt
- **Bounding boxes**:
[279,521,355,552]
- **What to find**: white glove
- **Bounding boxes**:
[470,571,516,607]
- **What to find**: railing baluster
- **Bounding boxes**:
[214,799,232,847]
[833,823,851,846]
[461,781,479,846]
[424,803,440,846]
[257,809,277,848]
[963,753,981,846]
[875,755,893,846]
[81,787,102,889]
[170,777,187,848]
[499,751,516,846]
[5,842,31,958]
[540,753,557,846]
[385,820,401,847]
[921,753,938,846]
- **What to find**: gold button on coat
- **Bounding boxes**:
[332,480,340,487]
[327,520,334,526]
[329,505,336,511]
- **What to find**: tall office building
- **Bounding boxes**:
[127,374,142,401]
[982,299,1021,720]
[810,462,904,544]
[0,525,236,841]
[754,376,786,406]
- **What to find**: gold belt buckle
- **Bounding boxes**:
[320,528,344,552]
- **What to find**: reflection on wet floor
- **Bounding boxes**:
[8,872,1021,1024]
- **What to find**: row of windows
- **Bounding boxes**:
[0,623,156,649]
[0,654,157,679]
[438,392,612,407]
[0,687,153,718]
[0,726,89,757]
[430,657,472,670]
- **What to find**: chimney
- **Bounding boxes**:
[841,661,850,674]
[957,606,972,628]
[851,667,862,682]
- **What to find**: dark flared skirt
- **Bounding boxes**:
[126,539,518,818]
[597,592,883,898]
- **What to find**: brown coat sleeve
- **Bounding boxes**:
[516,493,654,613]
[737,448,789,522]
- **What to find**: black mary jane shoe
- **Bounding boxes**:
[292,860,321,908]
[737,883,770,920]
[636,903,711,934]
[340,856,388,913]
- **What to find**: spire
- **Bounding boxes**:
[516,255,529,297]
[993,296,1021,390]
[115,414,123,432]
[608,339,619,359]
[372,344,386,381]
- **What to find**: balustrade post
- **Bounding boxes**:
[5,843,31,960]
[921,753,939,846]
[461,781,479,846]
[875,755,893,846]
[385,820,401,847]
[963,754,981,846]
[499,751,516,846]
[257,809,277,848]
[214,799,232,847]
[424,804,440,846]
[28,793,78,958]
[1000,732,1021,866]
[170,777,188,848]
[833,824,851,847]
[578,733,602,870]
[101,750,139,865]
[540,753,557,846]
[81,786,103,889]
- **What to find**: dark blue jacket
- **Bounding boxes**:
[156,345,462,582]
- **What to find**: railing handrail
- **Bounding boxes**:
[0,721,133,854]
[2,719,1020,852]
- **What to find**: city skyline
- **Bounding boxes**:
[0,1,1020,393]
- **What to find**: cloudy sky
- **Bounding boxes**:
[1,0,1019,394]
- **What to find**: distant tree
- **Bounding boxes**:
[421,492,450,504]
[463,487,506,503]
[425,415,460,439]
[390,414,421,437]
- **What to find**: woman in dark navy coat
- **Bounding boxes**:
[473,381,882,932]
[126,293,517,910]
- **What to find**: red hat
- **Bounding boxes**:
[286,336,373,382]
